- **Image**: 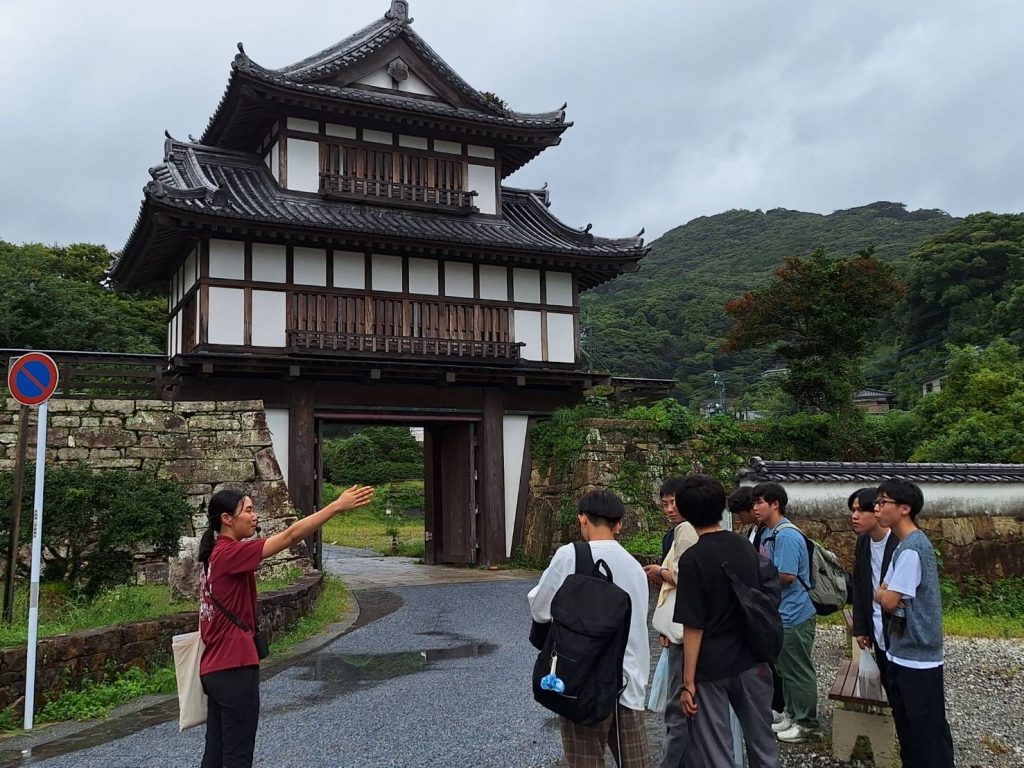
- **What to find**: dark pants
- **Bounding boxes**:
[767,659,784,713]
[886,662,954,768]
[201,666,261,768]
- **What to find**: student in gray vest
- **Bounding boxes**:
[873,479,954,768]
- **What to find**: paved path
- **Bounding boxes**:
[1,549,560,768]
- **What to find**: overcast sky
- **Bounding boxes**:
[1,0,1022,251]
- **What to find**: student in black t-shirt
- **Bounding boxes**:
[673,475,781,768]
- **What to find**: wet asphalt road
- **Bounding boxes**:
[8,580,561,768]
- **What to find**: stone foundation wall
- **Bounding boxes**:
[0,398,306,579]
[523,418,1024,581]
[0,573,324,716]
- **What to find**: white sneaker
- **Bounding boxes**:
[771,714,791,733]
[777,723,812,743]
[772,710,786,725]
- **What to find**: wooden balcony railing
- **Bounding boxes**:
[287,292,522,361]
[320,174,477,212]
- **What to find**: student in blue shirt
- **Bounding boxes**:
[752,482,818,744]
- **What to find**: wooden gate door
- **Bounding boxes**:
[424,422,477,564]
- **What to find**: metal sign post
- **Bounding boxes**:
[7,352,59,730]
[23,401,48,729]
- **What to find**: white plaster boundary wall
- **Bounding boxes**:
[286,138,319,192]
[738,478,1024,519]
[502,415,530,556]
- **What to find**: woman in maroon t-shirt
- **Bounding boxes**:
[197,484,373,768]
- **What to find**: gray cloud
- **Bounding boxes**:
[1,0,1021,251]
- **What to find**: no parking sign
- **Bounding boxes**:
[6,352,58,729]
[7,352,59,406]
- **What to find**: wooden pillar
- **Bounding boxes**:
[478,388,505,564]
[288,383,316,518]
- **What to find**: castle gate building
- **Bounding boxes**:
[110,1,649,565]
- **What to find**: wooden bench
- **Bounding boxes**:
[842,607,861,666]
[828,658,896,767]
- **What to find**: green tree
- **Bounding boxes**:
[324,427,423,485]
[0,241,165,352]
[910,339,1024,462]
[723,248,903,412]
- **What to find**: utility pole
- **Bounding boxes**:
[713,373,726,415]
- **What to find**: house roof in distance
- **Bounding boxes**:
[110,137,648,289]
[738,456,1024,484]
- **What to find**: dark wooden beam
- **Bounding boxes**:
[478,387,505,564]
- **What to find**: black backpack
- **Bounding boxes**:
[722,553,783,662]
[532,542,632,725]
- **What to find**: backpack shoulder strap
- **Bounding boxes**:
[573,541,595,576]
[771,523,814,592]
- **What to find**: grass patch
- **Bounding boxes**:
[322,480,424,558]
[0,577,351,733]
[269,576,349,655]
[942,610,1024,638]
[257,566,304,593]
[619,530,664,556]
[0,584,194,648]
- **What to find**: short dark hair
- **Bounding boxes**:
[727,486,754,515]
[876,478,924,520]
[751,482,788,513]
[659,476,685,499]
[847,487,877,512]
[578,490,625,526]
[675,475,725,528]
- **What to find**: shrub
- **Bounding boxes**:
[0,464,191,597]
[323,427,423,485]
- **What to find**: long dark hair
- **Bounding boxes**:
[198,489,246,564]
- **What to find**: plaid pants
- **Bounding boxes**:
[559,705,652,768]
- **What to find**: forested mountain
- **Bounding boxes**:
[581,202,962,405]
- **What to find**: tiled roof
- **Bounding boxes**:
[201,2,568,148]
[853,388,895,400]
[110,138,647,287]
[739,456,1024,484]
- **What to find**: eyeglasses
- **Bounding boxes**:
[874,498,898,508]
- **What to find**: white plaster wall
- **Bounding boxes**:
[546,313,576,363]
[293,247,327,286]
[408,258,439,295]
[166,320,172,357]
[546,271,573,306]
[468,144,495,159]
[170,310,179,356]
[333,251,365,289]
[503,414,530,556]
[286,117,318,134]
[513,268,541,303]
[401,69,435,96]
[265,409,290,482]
[251,291,286,347]
[208,240,245,279]
[183,249,197,293]
[325,123,356,139]
[363,129,393,145]
[468,164,496,214]
[356,67,392,89]
[479,265,507,300]
[269,141,280,182]
[737,478,1024,518]
[286,138,320,193]
[372,254,403,292]
[445,261,474,298]
[252,243,286,283]
[208,287,245,345]
[435,139,461,154]
[514,310,542,361]
[399,134,428,150]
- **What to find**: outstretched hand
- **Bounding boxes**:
[332,484,375,512]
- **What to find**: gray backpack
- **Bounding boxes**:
[775,522,849,615]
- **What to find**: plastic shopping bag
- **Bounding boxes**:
[172,631,207,732]
[855,646,884,701]
[646,647,670,713]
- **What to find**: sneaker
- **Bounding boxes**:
[771,715,791,733]
[777,723,812,743]
[772,710,786,725]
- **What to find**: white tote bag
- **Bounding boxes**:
[646,647,670,713]
[172,631,207,732]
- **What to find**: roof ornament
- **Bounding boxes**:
[388,58,410,82]
[385,0,412,23]
[581,223,593,234]
[234,41,250,68]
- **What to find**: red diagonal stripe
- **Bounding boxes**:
[20,365,47,392]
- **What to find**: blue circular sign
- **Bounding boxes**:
[7,353,59,406]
